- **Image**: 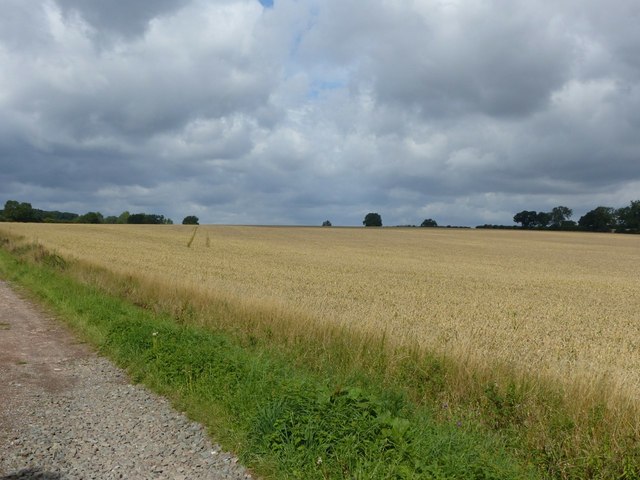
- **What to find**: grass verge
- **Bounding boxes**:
[1,234,639,478]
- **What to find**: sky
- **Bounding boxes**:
[1,0,639,226]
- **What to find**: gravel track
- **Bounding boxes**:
[0,280,255,480]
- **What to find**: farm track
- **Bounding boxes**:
[0,280,253,480]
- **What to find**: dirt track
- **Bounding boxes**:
[0,280,252,479]
[0,280,91,441]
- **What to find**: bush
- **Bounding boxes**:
[363,213,382,227]
[420,219,438,227]
[183,216,200,225]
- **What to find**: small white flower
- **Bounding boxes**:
[152,331,158,336]
[316,457,323,465]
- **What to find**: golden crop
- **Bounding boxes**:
[4,223,640,401]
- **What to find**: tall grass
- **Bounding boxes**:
[1,226,640,477]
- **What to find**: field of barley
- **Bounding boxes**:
[3,223,640,403]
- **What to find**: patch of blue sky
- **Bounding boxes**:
[288,5,319,59]
[258,0,274,7]
[307,79,347,100]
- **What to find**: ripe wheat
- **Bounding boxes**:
[3,223,640,403]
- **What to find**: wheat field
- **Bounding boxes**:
[3,223,640,402]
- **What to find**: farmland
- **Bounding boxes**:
[2,223,640,477]
[3,223,639,397]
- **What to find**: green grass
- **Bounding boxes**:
[0,243,540,479]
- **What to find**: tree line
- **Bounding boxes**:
[478,200,640,233]
[0,200,178,225]
[3,198,638,232]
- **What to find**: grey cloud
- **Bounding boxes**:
[573,1,640,76]
[5,0,278,134]
[1,0,279,198]
[297,1,573,118]
[56,0,185,37]
[0,0,52,49]
[1,0,640,227]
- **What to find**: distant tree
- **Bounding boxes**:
[322,220,332,227]
[117,211,130,224]
[3,200,19,220]
[3,200,37,222]
[182,215,199,225]
[475,224,519,230]
[104,216,118,224]
[535,211,552,228]
[77,211,104,224]
[37,210,79,223]
[560,220,578,230]
[513,210,538,229]
[578,206,616,232]
[550,206,573,229]
[616,200,640,232]
[127,213,146,224]
[420,218,438,227]
[127,213,171,225]
[363,212,382,227]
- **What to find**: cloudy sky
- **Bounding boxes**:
[1,0,639,226]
